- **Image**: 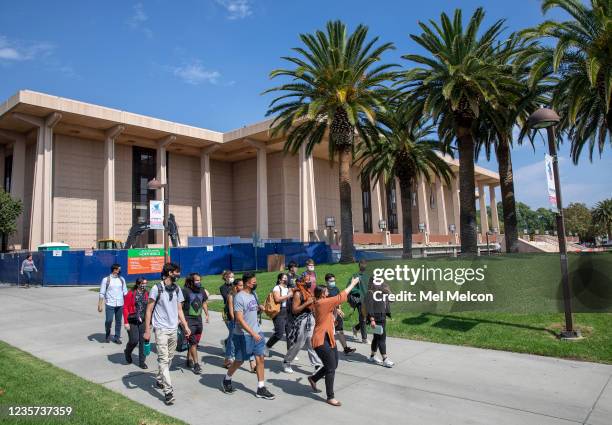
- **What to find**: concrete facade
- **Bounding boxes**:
[0,90,500,250]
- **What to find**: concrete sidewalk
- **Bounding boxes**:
[0,286,610,425]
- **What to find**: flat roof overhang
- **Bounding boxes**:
[0,90,500,184]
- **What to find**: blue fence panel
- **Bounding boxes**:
[44,250,83,285]
[170,246,231,276]
[0,252,21,283]
[230,243,257,271]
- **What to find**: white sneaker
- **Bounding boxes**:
[368,356,383,365]
[383,358,395,368]
[294,356,299,362]
[283,364,294,374]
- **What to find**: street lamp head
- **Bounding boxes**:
[527,108,560,129]
[147,178,163,190]
[325,216,336,228]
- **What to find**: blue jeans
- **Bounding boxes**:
[224,321,235,359]
[105,305,123,339]
[23,271,33,285]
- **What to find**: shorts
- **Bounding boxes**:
[187,317,203,345]
[334,315,344,332]
[232,332,265,361]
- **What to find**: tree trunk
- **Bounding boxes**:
[398,174,414,259]
[496,140,519,253]
[457,128,478,254]
[338,146,354,263]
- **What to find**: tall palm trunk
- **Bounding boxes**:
[397,173,414,259]
[496,140,519,253]
[457,128,478,254]
[338,146,354,263]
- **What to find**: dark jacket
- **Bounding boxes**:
[365,283,392,320]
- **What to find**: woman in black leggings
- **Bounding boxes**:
[365,280,394,368]
[307,277,359,406]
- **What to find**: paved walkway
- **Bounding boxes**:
[0,286,610,425]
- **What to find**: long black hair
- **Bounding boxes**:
[131,277,147,291]
[185,272,201,290]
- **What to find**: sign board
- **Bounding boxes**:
[206,245,213,252]
[149,200,164,230]
[52,250,62,257]
[84,249,93,256]
[127,248,164,275]
[544,154,558,212]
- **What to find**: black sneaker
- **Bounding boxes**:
[105,336,111,343]
[256,386,275,400]
[124,349,133,364]
[164,392,175,405]
[139,363,148,370]
[113,337,122,345]
[344,347,356,355]
[155,380,164,390]
[193,363,202,375]
[221,379,235,394]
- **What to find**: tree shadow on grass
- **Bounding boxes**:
[402,313,557,336]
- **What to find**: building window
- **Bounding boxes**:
[3,154,12,192]
[361,178,372,233]
[386,181,398,234]
[132,147,157,245]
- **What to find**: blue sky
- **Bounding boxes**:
[0,0,609,209]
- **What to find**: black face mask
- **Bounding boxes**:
[304,281,311,289]
[251,284,258,291]
[170,275,178,283]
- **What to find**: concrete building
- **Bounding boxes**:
[0,90,500,251]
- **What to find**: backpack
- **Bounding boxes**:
[263,286,281,319]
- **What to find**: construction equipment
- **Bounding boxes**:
[96,239,124,250]
[124,213,181,249]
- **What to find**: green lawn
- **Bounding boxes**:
[0,341,186,425]
[92,253,612,364]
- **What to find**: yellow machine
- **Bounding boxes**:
[96,239,124,250]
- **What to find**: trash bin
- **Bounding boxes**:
[267,254,285,272]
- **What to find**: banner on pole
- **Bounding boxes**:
[544,154,558,212]
[149,200,164,230]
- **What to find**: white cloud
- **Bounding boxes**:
[128,3,153,38]
[0,35,54,61]
[173,61,221,85]
[214,0,253,20]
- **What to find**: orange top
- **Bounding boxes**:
[311,292,347,349]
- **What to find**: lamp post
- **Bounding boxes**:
[527,107,579,339]
[147,178,169,264]
[325,216,336,246]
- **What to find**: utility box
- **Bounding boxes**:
[267,254,285,272]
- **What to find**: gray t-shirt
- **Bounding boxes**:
[149,283,184,331]
[233,291,260,335]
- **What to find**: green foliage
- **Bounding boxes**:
[0,189,22,238]
[522,0,612,163]
[263,20,397,157]
[592,198,612,238]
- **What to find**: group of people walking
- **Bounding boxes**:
[97,258,393,407]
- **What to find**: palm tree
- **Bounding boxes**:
[475,35,551,253]
[522,0,611,163]
[358,103,453,258]
[592,199,612,240]
[264,20,397,263]
[399,8,520,254]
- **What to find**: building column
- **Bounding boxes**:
[451,174,461,244]
[156,135,176,244]
[489,185,500,233]
[435,177,448,235]
[0,144,5,190]
[371,177,384,231]
[0,131,27,249]
[417,175,430,244]
[13,112,62,249]
[298,143,318,241]
[103,125,124,239]
[246,139,269,239]
[200,145,218,237]
[478,182,489,238]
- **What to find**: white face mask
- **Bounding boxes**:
[327,280,336,287]
[307,265,314,272]
[228,277,235,284]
